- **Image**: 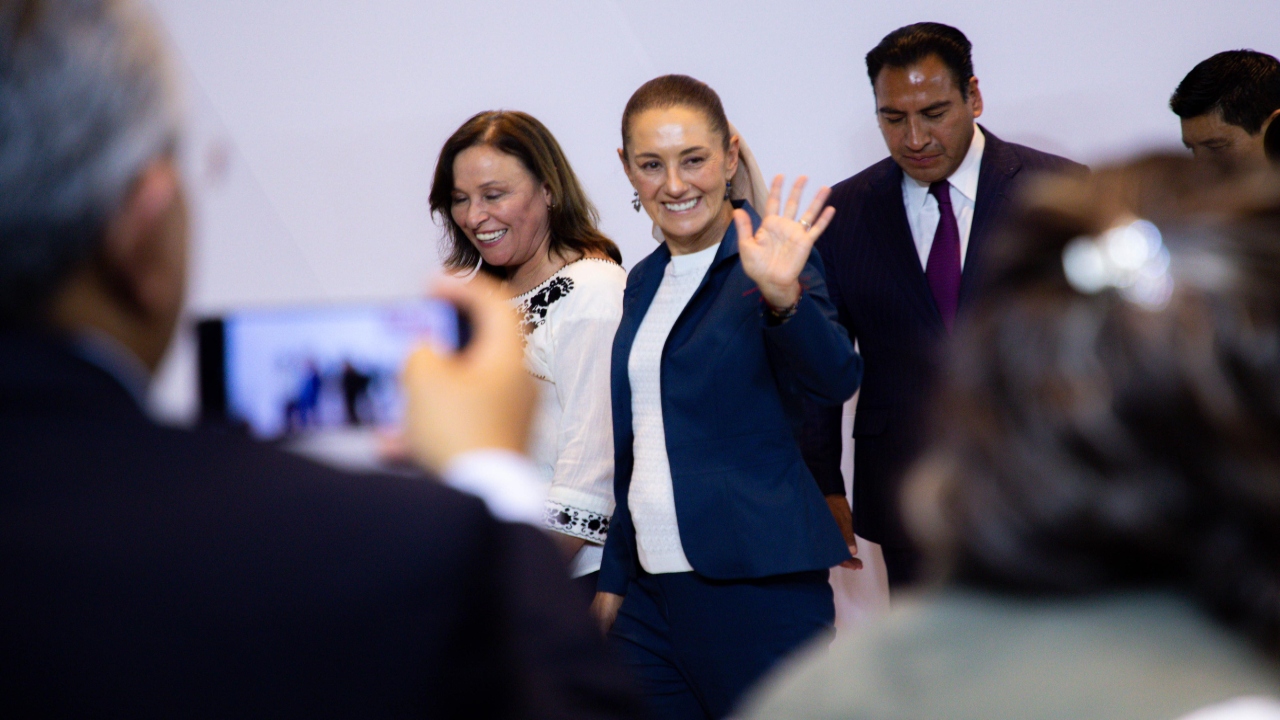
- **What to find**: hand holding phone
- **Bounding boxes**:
[402,276,536,471]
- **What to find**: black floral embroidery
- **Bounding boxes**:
[545,501,609,544]
[517,276,575,335]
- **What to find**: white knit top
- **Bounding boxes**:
[627,242,720,574]
[512,258,626,577]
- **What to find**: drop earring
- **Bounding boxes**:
[724,180,732,200]
[631,191,641,212]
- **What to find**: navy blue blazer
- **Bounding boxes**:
[598,202,863,596]
[800,128,1086,550]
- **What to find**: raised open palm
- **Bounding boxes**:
[735,175,836,310]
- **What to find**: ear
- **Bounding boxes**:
[968,76,983,119]
[1263,107,1280,134]
[541,182,553,209]
[99,159,184,317]
[724,134,741,181]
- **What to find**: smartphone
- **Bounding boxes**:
[197,298,467,440]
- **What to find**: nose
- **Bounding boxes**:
[464,201,488,229]
[663,165,688,197]
[904,117,929,152]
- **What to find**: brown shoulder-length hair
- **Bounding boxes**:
[428,110,621,277]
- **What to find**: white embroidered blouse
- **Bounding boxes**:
[512,258,626,577]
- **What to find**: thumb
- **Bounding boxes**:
[403,343,453,393]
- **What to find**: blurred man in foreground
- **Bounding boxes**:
[0,1,637,717]
[1172,50,1280,173]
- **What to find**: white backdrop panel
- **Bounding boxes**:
[144,0,1279,419]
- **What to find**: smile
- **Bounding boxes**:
[475,229,507,244]
[663,198,700,212]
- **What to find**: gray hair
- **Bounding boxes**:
[0,0,181,319]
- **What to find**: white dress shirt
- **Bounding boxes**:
[901,125,985,271]
[627,242,721,574]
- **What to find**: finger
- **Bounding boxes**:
[402,342,450,391]
[839,557,864,570]
[783,175,808,220]
[429,275,521,369]
[732,208,755,247]
[798,184,831,226]
[764,174,784,217]
[807,205,837,239]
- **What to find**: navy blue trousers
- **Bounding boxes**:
[607,570,833,719]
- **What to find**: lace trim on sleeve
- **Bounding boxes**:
[545,500,610,544]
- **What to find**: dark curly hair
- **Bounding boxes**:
[906,155,1280,657]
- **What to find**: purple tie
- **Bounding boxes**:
[925,180,961,333]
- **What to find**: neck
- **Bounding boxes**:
[504,233,570,296]
[666,202,733,256]
[45,266,168,375]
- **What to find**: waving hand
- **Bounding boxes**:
[735,175,836,310]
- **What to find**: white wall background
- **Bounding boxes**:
[146,0,1280,420]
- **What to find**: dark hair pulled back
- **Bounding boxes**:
[620,74,730,159]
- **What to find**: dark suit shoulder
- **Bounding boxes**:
[178,423,492,531]
[1012,142,1087,176]
[625,244,669,287]
[986,130,1088,177]
[828,156,901,208]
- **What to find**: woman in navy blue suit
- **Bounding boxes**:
[590,74,864,720]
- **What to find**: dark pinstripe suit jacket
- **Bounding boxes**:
[801,127,1085,549]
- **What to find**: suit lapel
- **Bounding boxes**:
[616,246,669,359]
[873,163,945,333]
[961,127,1021,309]
[663,201,753,350]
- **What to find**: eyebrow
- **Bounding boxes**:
[633,145,711,160]
[877,100,952,115]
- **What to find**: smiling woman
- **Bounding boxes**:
[593,74,864,720]
[428,111,626,596]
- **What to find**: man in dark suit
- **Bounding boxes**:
[1170,50,1280,173]
[802,22,1085,590]
[0,1,637,717]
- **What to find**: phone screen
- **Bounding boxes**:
[198,299,463,440]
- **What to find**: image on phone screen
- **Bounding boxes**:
[198,299,462,441]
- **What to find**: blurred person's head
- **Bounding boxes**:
[1171,50,1280,173]
[866,22,984,185]
[618,74,741,254]
[906,155,1280,656]
[429,110,620,279]
[0,0,185,371]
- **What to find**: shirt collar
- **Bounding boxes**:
[902,124,986,207]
